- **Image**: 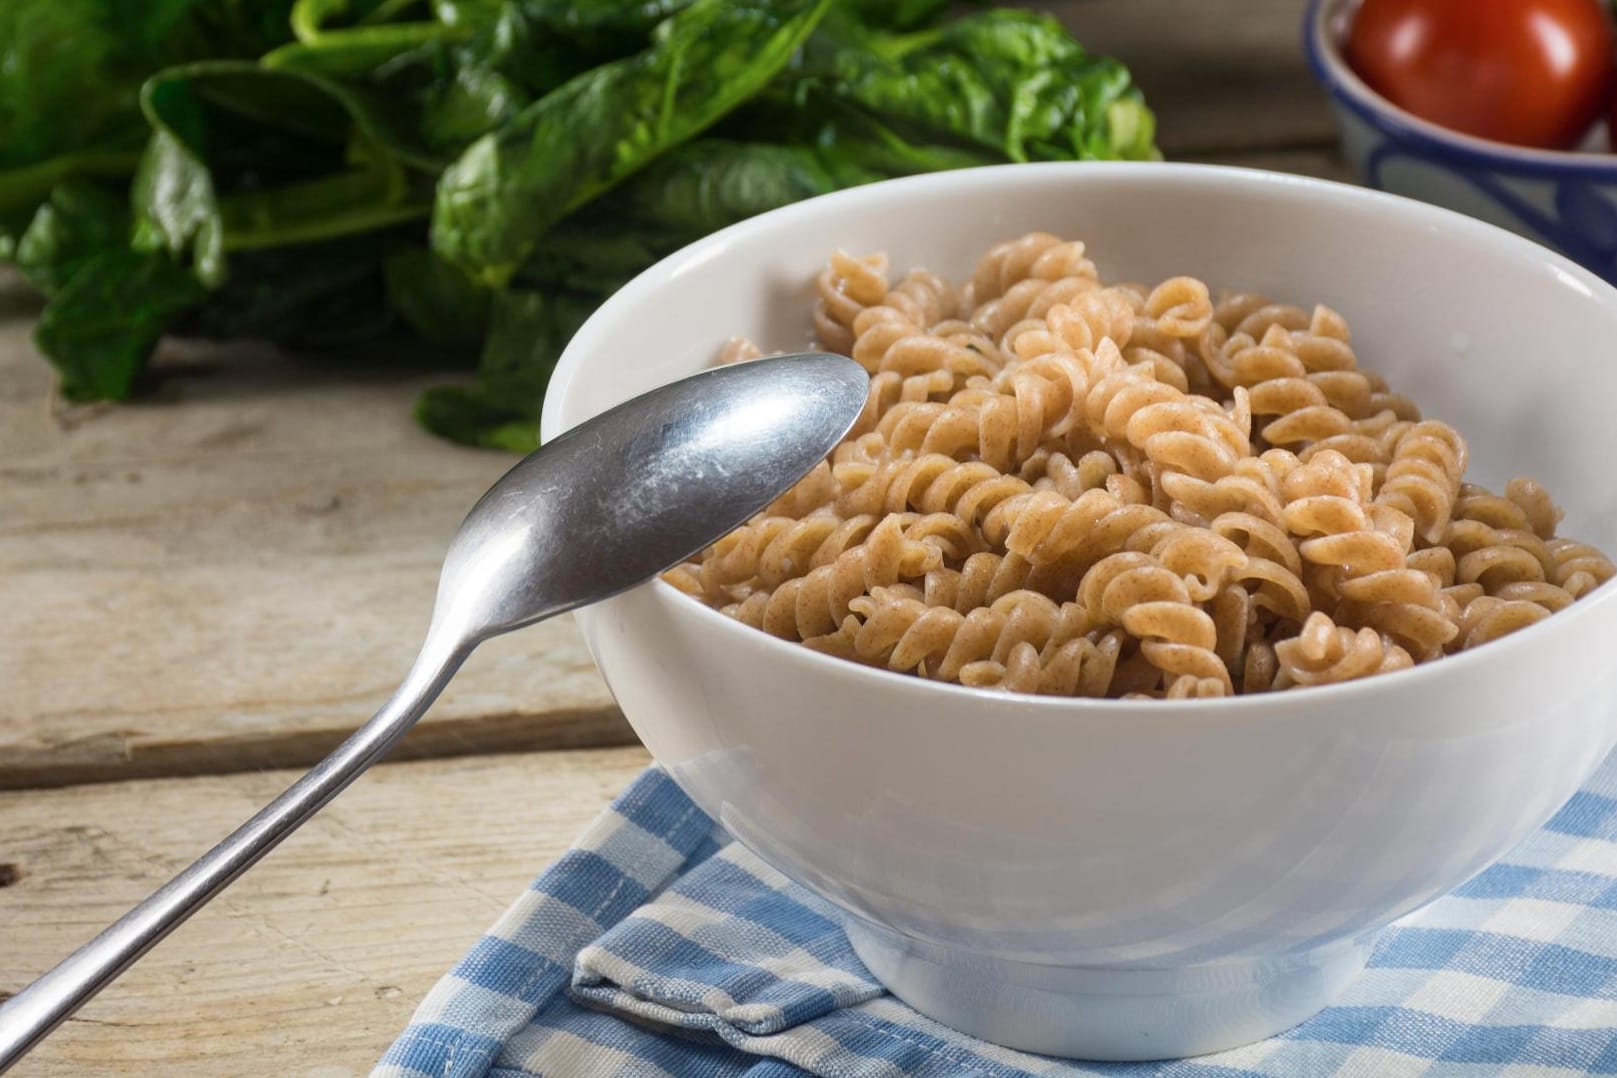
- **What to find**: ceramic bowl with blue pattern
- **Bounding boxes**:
[1306,0,1617,284]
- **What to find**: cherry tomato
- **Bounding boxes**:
[1347,0,1617,150]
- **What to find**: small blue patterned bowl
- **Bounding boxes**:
[1306,0,1617,284]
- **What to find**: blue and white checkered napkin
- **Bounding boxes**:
[376,753,1617,1078]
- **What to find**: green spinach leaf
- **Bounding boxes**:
[595,137,880,234]
[0,0,298,238]
[415,287,600,451]
[512,139,881,312]
[263,0,467,78]
[838,0,954,31]
[6,0,1159,448]
[431,0,834,284]
[0,0,141,171]
[176,232,397,344]
[35,249,207,400]
[383,247,491,345]
[132,61,433,289]
[784,9,1158,163]
[13,181,131,296]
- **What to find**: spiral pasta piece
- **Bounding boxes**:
[1140,276,1215,341]
[1213,512,1313,624]
[1377,421,1468,545]
[1274,612,1413,687]
[1160,448,1299,526]
[1086,349,1252,482]
[1165,674,1230,699]
[1081,552,1232,693]
[662,561,705,598]
[835,586,1096,685]
[918,551,1035,612]
[1241,633,1282,693]
[1211,292,1273,334]
[1548,538,1617,598]
[966,236,1102,340]
[1281,450,1409,578]
[882,270,956,329]
[702,513,849,595]
[814,251,889,354]
[968,233,1097,305]
[1335,568,1458,660]
[984,488,1177,570]
[851,306,1001,380]
[1506,478,1563,539]
[1453,482,1531,531]
[875,360,1083,471]
[1042,290,1139,354]
[725,516,944,640]
[760,461,837,519]
[849,368,958,438]
[1452,595,1553,650]
[835,453,1034,526]
[1019,448,1123,500]
[961,631,1124,696]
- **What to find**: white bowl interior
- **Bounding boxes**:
[547,163,1617,546]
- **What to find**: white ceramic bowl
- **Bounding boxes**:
[539,163,1617,1061]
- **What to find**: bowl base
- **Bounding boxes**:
[843,918,1375,1062]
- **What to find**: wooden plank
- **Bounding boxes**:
[1047,0,1337,156]
[0,746,654,1076]
[0,312,633,789]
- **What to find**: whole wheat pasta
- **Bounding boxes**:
[966,233,1098,310]
[813,251,889,355]
[1274,612,1414,688]
[1080,550,1233,694]
[668,232,1616,698]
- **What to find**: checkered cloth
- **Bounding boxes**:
[376,752,1617,1077]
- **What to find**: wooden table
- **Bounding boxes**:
[0,3,1348,1073]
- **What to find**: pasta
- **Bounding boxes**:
[666,233,1617,699]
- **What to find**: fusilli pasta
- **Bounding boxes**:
[673,233,1616,698]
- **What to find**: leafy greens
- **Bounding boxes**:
[2,0,1159,451]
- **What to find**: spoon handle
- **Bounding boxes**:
[0,640,469,1071]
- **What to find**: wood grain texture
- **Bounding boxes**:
[0,747,653,1077]
[0,315,633,789]
[1049,0,1333,155]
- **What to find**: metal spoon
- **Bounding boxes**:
[0,352,867,1069]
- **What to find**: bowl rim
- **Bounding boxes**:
[1304,0,1617,173]
[544,160,1617,715]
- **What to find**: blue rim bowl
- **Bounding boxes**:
[1305,0,1617,283]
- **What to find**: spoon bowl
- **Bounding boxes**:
[431,353,867,644]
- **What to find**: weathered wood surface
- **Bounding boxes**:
[1058,0,1337,158]
[0,317,632,790]
[0,747,652,1076]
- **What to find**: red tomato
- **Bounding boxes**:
[1347,0,1617,150]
